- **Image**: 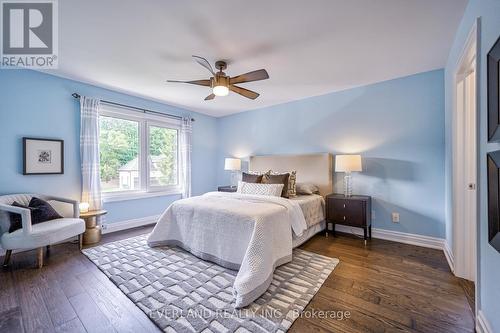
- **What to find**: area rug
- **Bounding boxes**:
[82,235,339,333]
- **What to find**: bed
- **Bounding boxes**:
[147,153,332,307]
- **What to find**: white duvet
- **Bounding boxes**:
[147,191,307,307]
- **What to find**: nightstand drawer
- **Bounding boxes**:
[330,211,364,226]
[329,200,364,224]
[218,186,237,193]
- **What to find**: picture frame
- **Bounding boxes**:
[487,151,500,253]
[487,35,500,141]
[23,137,64,175]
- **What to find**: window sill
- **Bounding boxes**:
[102,190,182,203]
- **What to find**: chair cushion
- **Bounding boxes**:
[1,218,85,250]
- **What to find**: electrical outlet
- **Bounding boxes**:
[392,212,400,223]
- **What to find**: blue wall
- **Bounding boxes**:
[444,0,500,330]
[217,70,445,238]
[0,70,218,223]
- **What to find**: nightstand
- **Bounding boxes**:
[79,209,107,245]
[218,186,237,193]
[326,193,372,240]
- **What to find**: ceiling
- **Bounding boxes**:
[52,0,467,117]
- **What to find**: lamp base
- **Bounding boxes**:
[343,173,353,197]
[230,171,238,188]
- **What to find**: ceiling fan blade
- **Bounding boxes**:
[230,69,269,85]
[192,55,215,75]
[166,79,211,87]
[204,93,215,101]
[230,85,260,100]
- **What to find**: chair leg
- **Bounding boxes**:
[37,247,44,269]
[3,250,12,267]
[78,234,83,251]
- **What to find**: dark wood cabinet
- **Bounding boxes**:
[326,193,372,240]
[218,186,237,193]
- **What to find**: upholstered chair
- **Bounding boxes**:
[0,194,85,268]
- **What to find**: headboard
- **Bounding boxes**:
[249,153,333,196]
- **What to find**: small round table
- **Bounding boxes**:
[80,209,107,245]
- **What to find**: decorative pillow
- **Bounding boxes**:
[8,197,62,233]
[242,172,264,183]
[262,173,290,198]
[8,202,37,233]
[237,181,284,197]
[296,182,320,195]
[270,170,297,197]
[29,197,63,221]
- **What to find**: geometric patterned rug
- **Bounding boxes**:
[82,235,339,333]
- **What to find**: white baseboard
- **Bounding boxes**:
[443,241,455,273]
[334,225,446,250]
[477,310,493,333]
[101,215,159,234]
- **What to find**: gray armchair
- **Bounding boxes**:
[0,194,85,268]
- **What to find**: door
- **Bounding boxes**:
[453,38,477,282]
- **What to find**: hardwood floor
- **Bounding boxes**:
[0,227,475,333]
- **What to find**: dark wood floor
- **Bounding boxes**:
[0,227,475,333]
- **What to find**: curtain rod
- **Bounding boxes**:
[71,93,195,122]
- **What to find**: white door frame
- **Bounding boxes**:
[451,17,480,314]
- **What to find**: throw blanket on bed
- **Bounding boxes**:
[147,191,307,307]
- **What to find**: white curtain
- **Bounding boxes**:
[179,117,192,198]
[80,97,102,210]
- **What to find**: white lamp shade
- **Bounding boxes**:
[335,155,362,172]
[224,158,241,171]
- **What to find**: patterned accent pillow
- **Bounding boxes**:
[237,181,284,197]
[269,170,297,198]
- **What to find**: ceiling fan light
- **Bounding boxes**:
[213,85,229,96]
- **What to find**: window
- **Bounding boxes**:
[148,125,178,188]
[99,116,139,192]
[98,105,181,201]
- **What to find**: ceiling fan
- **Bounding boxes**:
[167,55,269,101]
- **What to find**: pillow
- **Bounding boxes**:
[29,197,63,221]
[242,172,264,183]
[262,173,290,198]
[8,197,62,233]
[237,181,284,197]
[269,170,297,197]
[296,182,320,195]
[8,202,38,233]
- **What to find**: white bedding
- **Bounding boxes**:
[147,191,307,308]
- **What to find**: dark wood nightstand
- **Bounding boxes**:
[326,193,372,240]
[218,186,237,193]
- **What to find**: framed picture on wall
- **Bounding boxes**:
[487,35,500,141]
[23,137,64,175]
[487,151,500,253]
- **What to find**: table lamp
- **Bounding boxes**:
[335,155,362,197]
[79,202,90,213]
[224,158,241,188]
